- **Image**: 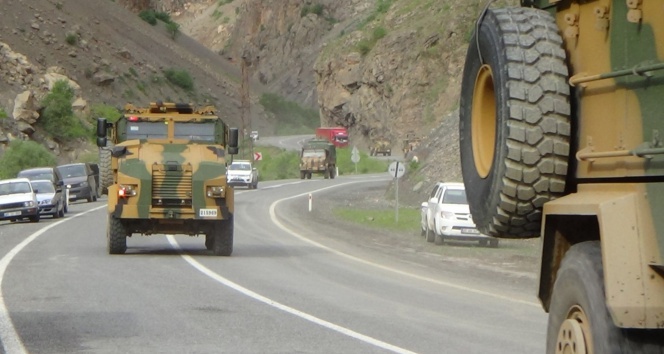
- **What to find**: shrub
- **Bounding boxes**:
[0,107,7,119]
[39,80,87,141]
[0,140,57,179]
[155,11,171,23]
[65,33,78,45]
[163,68,194,91]
[89,104,122,123]
[373,27,387,40]
[165,21,180,40]
[300,4,323,17]
[139,10,158,25]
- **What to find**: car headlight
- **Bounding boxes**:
[118,184,138,197]
[24,201,35,207]
[206,186,225,197]
[441,211,455,219]
[39,199,52,205]
[80,181,88,187]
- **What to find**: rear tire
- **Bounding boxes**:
[459,7,570,238]
[107,215,127,254]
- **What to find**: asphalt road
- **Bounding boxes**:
[0,175,546,353]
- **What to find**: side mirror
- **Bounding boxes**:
[33,189,39,194]
[228,127,239,155]
[429,197,439,204]
[421,202,428,208]
[96,118,107,147]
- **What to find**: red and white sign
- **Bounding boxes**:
[254,152,262,161]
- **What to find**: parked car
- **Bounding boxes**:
[30,179,65,219]
[56,162,99,203]
[17,166,69,212]
[0,178,40,223]
[421,182,498,247]
[226,160,258,189]
[250,130,259,141]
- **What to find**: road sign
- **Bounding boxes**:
[352,146,359,155]
[254,152,262,161]
[351,153,360,163]
[388,161,406,178]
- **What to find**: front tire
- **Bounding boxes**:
[212,216,233,256]
[107,215,127,254]
[459,7,570,238]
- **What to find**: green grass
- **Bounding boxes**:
[333,207,420,231]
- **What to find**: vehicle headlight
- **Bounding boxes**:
[39,199,52,205]
[80,181,88,187]
[118,184,138,197]
[206,186,225,197]
[441,211,455,219]
[24,201,35,207]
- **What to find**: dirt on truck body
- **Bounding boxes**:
[96,102,239,256]
[459,1,664,352]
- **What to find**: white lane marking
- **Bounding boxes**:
[0,205,107,354]
[166,236,416,354]
[269,181,540,308]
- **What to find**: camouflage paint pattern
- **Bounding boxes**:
[529,0,664,328]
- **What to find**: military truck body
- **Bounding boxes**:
[370,137,392,156]
[299,139,337,179]
[96,102,239,256]
[459,1,663,352]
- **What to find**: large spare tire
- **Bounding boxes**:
[99,141,114,195]
[459,7,571,238]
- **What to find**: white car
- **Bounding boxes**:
[226,160,259,189]
[421,182,498,247]
[0,178,40,223]
[250,131,259,141]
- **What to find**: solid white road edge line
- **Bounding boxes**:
[268,179,540,308]
[166,236,417,354]
[0,205,107,354]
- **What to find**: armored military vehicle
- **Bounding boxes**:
[299,138,336,179]
[459,1,663,352]
[370,137,392,156]
[96,102,239,256]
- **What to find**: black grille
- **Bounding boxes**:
[0,202,26,210]
[152,168,193,208]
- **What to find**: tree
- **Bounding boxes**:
[0,140,56,179]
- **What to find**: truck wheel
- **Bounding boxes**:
[212,216,233,256]
[107,215,127,254]
[99,142,114,195]
[329,167,336,179]
[306,172,312,180]
[459,7,570,238]
[547,241,625,354]
[300,171,305,179]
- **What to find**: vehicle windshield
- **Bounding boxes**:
[30,181,55,193]
[0,182,32,195]
[58,165,86,178]
[442,189,468,204]
[228,163,251,171]
[18,171,54,182]
[126,121,217,142]
[302,149,326,158]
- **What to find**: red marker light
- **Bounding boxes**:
[118,188,126,197]
[128,116,139,121]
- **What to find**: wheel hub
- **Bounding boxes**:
[471,64,497,178]
[555,306,590,354]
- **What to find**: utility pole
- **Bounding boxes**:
[240,48,259,162]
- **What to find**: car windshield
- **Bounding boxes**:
[442,189,468,204]
[31,181,55,193]
[229,163,251,171]
[0,182,32,195]
[58,165,86,178]
[18,171,54,182]
[174,122,216,142]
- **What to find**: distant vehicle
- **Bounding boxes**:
[315,127,348,148]
[250,130,259,141]
[421,182,497,247]
[226,160,258,189]
[0,178,40,223]
[299,138,336,179]
[30,179,65,218]
[17,166,69,213]
[56,162,99,202]
[370,137,391,156]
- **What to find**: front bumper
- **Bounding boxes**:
[67,185,93,201]
[0,207,39,221]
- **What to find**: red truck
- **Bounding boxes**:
[315,127,348,148]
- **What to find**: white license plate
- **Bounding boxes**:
[199,209,217,217]
[461,228,479,234]
[3,211,21,217]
